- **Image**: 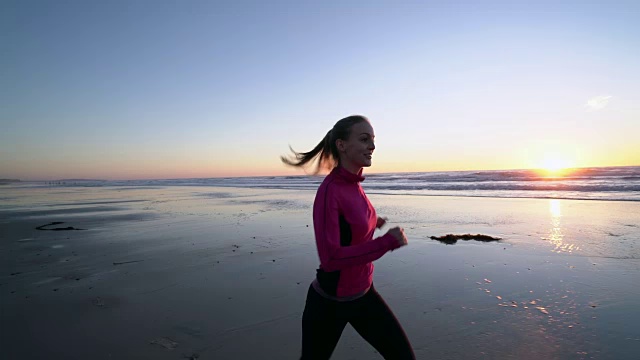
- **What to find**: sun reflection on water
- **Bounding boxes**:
[545,199,579,253]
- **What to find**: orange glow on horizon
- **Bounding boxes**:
[5,151,638,181]
[533,152,577,178]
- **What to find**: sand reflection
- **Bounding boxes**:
[545,199,579,253]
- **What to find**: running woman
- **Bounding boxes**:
[281,115,415,359]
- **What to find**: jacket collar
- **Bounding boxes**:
[332,166,365,183]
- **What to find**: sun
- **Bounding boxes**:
[536,154,575,177]
[542,158,571,172]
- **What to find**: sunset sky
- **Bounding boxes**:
[2,0,639,180]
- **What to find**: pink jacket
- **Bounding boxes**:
[313,166,400,297]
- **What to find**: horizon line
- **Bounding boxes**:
[6,164,639,182]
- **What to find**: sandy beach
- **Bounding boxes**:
[2,184,640,359]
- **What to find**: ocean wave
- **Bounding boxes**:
[22,166,640,202]
[364,183,640,192]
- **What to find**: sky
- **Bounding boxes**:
[1,0,639,180]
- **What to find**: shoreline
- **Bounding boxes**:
[3,181,640,204]
[5,164,639,203]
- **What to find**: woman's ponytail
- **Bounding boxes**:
[281,115,368,174]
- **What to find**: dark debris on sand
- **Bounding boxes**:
[430,234,502,245]
[36,222,85,231]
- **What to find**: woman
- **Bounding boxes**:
[282,115,415,359]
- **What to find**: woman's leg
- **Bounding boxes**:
[349,286,415,360]
[300,285,348,360]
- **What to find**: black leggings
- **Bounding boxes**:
[300,284,415,360]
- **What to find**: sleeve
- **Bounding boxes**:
[313,184,399,272]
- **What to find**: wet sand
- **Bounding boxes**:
[1,185,640,359]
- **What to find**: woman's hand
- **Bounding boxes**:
[376,216,388,229]
[386,226,408,248]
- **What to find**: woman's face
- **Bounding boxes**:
[337,121,376,170]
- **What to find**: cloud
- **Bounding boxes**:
[585,95,613,111]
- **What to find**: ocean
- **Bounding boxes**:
[22,166,640,202]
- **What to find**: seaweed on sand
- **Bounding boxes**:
[429,233,502,245]
[35,221,85,231]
